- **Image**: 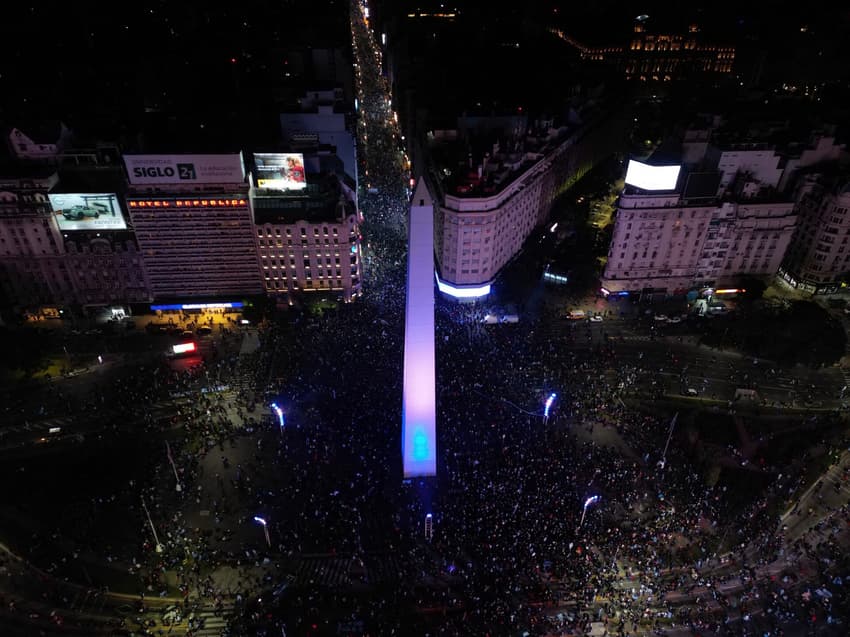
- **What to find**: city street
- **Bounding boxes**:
[0,2,849,636]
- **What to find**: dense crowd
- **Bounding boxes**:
[1,2,850,636]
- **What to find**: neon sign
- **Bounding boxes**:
[128,199,248,208]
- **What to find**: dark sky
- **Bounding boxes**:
[0,0,349,140]
[3,1,849,140]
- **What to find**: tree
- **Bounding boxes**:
[0,328,50,376]
[737,301,846,368]
[737,277,767,304]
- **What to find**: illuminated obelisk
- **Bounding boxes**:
[402,178,437,478]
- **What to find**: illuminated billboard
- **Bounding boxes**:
[253,153,307,191]
[624,160,681,191]
[48,193,126,231]
[123,154,245,185]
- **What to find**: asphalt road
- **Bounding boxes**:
[538,314,844,408]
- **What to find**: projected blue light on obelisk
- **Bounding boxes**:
[402,178,437,478]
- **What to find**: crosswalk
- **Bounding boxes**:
[0,397,189,450]
[187,605,233,636]
[0,415,76,439]
[293,554,405,588]
[839,368,850,398]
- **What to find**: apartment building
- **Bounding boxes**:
[0,167,152,316]
[780,174,850,295]
[601,131,848,295]
[427,108,626,298]
[252,172,361,301]
[124,153,264,301]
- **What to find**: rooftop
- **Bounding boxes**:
[0,161,58,184]
[427,106,597,199]
[252,172,354,225]
[50,167,127,196]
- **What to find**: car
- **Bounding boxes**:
[500,314,519,324]
[60,205,100,220]
[564,310,586,320]
[482,314,499,325]
[589,315,603,323]
[668,316,682,324]
[683,388,698,397]
[180,330,194,339]
[653,314,669,322]
[196,326,213,335]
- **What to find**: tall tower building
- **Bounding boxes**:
[402,178,437,479]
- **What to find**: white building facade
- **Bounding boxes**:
[601,134,847,295]
[602,190,797,294]
[430,111,626,297]
[251,174,362,301]
[253,212,362,300]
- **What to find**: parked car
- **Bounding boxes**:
[564,310,586,320]
[589,315,603,323]
[196,326,213,336]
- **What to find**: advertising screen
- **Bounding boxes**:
[624,160,681,191]
[253,153,307,191]
[123,154,245,185]
[49,193,126,231]
[172,342,196,354]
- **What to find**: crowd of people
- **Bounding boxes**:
[1,2,849,636]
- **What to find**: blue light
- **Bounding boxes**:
[271,403,284,429]
[351,245,358,254]
[412,428,430,461]
[543,393,557,418]
[583,495,601,511]
[151,301,244,311]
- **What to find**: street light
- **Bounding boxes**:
[543,393,557,424]
[578,495,601,530]
[141,496,164,553]
[166,441,182,492]
[658,412,678,471]
[253,516,271,548]
[271,403,285,431]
